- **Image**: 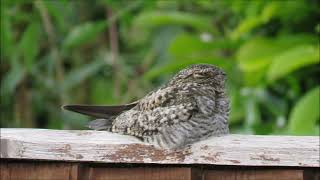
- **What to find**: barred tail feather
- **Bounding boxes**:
[87,117,115,131]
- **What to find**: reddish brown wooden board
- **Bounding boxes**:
[1,161,319,180]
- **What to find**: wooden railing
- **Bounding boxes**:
[1,128,319,180]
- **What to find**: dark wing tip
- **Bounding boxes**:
[62,104,80,112]
[62,105,74,111]
[61,102,138,118]
[61,104,104,118]
[62,105,68,110]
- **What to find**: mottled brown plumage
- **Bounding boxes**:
[63,64,230,149]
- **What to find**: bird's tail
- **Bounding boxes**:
[87,118,115,131]
[62,103,137,131]
[62,104,137,118]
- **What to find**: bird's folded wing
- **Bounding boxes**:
[112,102,197,136]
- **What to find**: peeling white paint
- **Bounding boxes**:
[0,128,319,167]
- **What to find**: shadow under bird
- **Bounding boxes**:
[63,64,230,149]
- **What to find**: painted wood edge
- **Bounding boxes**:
[1,128,319,167]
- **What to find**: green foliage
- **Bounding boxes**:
[134,11,213,33]
[1,0,319,135]
[63,21,107,50]
[1,60,25,97]
[288,87,320,135]
[61,59,106,91]
[236,34,317,85]
[19,23,41,71]
[0,5,14,60]
[267,45,319,82]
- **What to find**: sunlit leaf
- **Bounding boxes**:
[63,21,107,49]
[230,17,261,40]
[133,11,214,33]
[236,37,276,72]
[229,1,310,40]
[169,33,235,59]
[236,34,317,85]
[169,33,213,57]
[288,86,320,135]
[236,35,315,72]
[260,2,279,22]
[229,1,275,40]
[267,44,319,82]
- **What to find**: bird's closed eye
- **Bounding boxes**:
[193,73,206,78]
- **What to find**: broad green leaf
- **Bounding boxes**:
[230,17,261,40]
[169,33,235,59]
[19,23,40,71]
[169,33,214,57]
[229,1,306,40]
[236,37,277,72]
[260,2,279,22]
[236,34,317,85]
[236,35,316,72]
[267,44,319,82]
[242,71,267,86]
[61,59,106,91]
[133,11,214,33]
[229,1,279,40]
[63,21,107,49]
[288,86,320,135]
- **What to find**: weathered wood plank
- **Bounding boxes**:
[86,167,192,180]
[0,160,193,180]
[2,160,318,180]
[2,160,319,180]
[203,169,304,180]
[0,128,319,167]
[0,161,79,180]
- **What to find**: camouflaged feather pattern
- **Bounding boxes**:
[109,64,230,149]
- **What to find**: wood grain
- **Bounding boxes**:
[86,167,192,180]
[0,161,79,180]
[1,160,319,180]
[0,128,319,167]
[203,169,304,180]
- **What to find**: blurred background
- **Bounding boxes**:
[0,0,319,135]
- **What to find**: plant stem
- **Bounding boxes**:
[107,7,121,101]
[35,0,66,103]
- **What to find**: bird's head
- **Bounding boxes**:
[168,64,226,88]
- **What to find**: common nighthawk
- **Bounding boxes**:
[63,64,229,149]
